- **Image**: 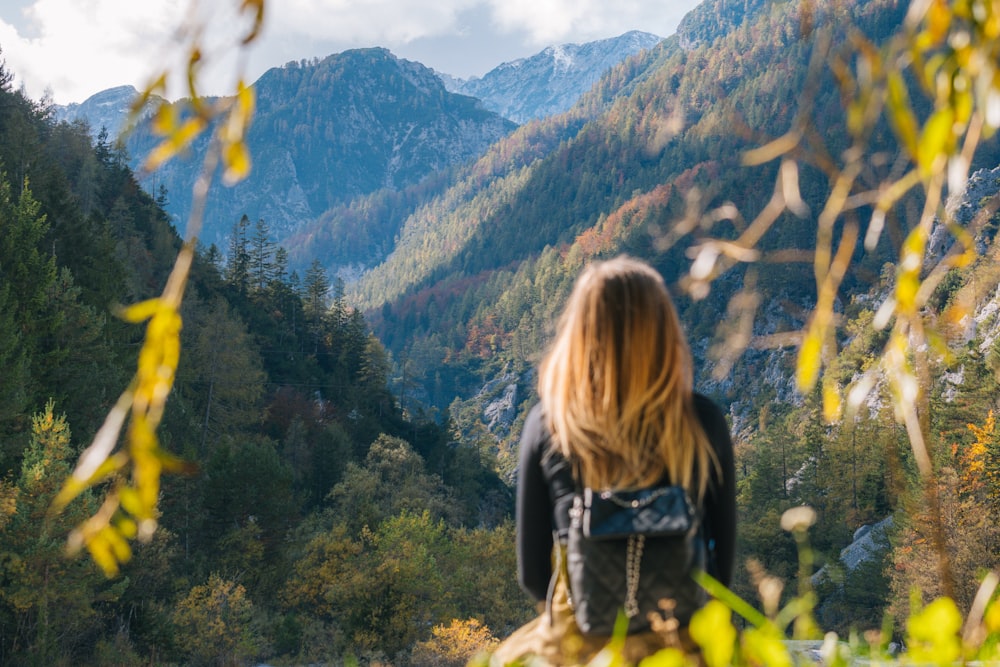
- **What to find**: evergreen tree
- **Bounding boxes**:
[177,296,266,456]
[303,259,330,355]
[272,246,289,286]
[249,217,275,292]
[225,214,251,296]
[0,175,56,328]
[0,281,29,432]
[303,259,329,319]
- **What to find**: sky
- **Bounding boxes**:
[0,0,704,105]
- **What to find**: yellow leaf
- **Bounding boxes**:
[887,72,920,159]
[985,599,1000,633]
[114,515,138,540]
[119,486,144,518]
[822,378,842,423]
[907,597,962,664]
[119,298,162,323]
[87,533,120,578]
[689,600,736,667]
[105,525,133,564]
[151,103,177,136]
[638,647,687,667]
[796,322,824,393]
[142,115,208,172]
[51,452,126,513]
[926,0,952,43]
[237,79,256,118]
[954,86,973,125]
[223,141,252,185]
[50,478,87,514]
[742,628,792,667]
[917,107,955,177]
[895,271,920,314]
[157,448,199,475]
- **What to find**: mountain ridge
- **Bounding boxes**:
[442,30,663,123]
[57,48,516,249]
[54,35,660,255]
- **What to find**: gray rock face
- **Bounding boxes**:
[53,85,142,140]
[840,517,893,572]
[483,382,518,436]
[812,516,894,586]
[443,31,663,124]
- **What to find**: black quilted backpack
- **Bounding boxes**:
[565,481,707,636]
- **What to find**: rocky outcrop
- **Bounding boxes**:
[480,374,520,437]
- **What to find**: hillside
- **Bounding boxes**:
[0,50,523,664]
[335,0,910,408]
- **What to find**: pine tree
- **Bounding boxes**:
[303,259,330,355]
[225,214,251,296]
[303,259,330,318]
[249,217,275,292]
[0,175,56,327]
[0,281,29,430]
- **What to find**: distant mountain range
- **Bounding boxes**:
[54,33,658,253]
[441,31,662,124]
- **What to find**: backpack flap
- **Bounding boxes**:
[582,486,695,539]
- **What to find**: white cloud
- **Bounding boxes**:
[1,0,179,103]
[487,0,689,45]
[269,0,480,43]
[0,0,698,104]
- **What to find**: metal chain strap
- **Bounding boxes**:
[600,486,671,509]
[624,534,645,618]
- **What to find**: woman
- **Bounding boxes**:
[492,256,736,666]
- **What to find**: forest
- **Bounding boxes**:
[0,59,528,665]
[4,0,1000,664]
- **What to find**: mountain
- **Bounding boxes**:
[12,1,1000,659]
[442,31,663,124]
[312,0,918,414]
[59,48,516,249]
[52,32,664,268]
[52,84,141,139]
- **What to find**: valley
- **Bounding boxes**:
[5,0,1000,663]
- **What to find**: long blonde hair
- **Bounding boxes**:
[538,256,716,498]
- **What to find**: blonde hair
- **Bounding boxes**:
[538,256,717,498]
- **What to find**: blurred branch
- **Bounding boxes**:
[51,0,265,576]
[668,0,1000,594]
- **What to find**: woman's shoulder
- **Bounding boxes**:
[520,402,552,457]
[691,392,725,420]
[691,393,731,445]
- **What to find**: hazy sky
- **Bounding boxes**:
[0,0,704,105]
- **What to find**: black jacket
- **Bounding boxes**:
[515,394,737,602]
